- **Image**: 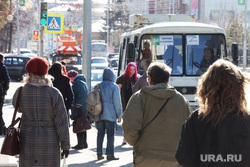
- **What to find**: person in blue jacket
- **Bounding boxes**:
[68,71,89,150]
[92,68,122,161]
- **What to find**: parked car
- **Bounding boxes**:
[21,53,37,58]
[109,57,119,71]
[4,54,31,81]
[106,53,118,59]
[13,48,32,54]
[91,69,104,90]
[91,57,109,70]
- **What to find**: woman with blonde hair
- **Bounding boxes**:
[12,57,70,167]
[176,59,250,167]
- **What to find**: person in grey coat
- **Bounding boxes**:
[92,68,122,161]
[132,71,149,93]
[12,57,70,167]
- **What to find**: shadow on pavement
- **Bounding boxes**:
[68,160,133,167]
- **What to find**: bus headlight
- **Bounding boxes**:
[181,87,188,94]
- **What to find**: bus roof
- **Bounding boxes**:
[121,22,225,38]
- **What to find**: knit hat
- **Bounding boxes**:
[67,70,78,78]
[26,57,49,76]
[48,62,62,77]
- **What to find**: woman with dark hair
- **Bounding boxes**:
[116,62,138,145]
[48,62,73,118]
[197,46,216,75]
[176,59,250,167]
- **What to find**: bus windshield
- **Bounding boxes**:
[92,43,107,52]
[139,34,226,76]
[91,43,108,57]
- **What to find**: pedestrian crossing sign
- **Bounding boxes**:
[72,25,78,30]
[44,14,64,33]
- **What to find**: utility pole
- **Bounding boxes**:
[82,0,92,90]
[107,0,110,48]
[39,0,44,57]
[243,0,247,71]
[173,0,175,14]
[169,0,171,13]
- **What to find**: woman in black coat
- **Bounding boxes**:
[48,62,73,117]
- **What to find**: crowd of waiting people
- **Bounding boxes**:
[1,52,250,167]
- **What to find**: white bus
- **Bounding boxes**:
[91,41,108,57]
[118,14,227,108]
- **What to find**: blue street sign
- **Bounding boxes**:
[44,14,64,33]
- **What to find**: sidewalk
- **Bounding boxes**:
[0,89,19,167]
[0,99,133,167]
[0,137,18,167]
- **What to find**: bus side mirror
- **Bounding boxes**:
[126,43,135,64]
[231,43,238,66]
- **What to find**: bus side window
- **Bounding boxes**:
[126,43,135,64]
[123,39,126,49]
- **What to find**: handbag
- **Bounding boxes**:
[1,87,23,156]
[72,107,91,133]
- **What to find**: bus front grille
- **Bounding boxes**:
[175,86,197,95]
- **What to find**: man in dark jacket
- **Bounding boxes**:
[0,54,10,135]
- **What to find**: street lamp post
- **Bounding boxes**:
[16,0,33,55]
[17,0,20,55]
[7,0,13,53]
[7,21,13,53]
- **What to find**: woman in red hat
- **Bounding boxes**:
[12,57,70,167]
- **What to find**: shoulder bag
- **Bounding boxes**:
[140,98,171,136]
[133,98,171,163]
[1,87,23,156]
[72,107,91,133]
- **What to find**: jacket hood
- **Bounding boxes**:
[48,63,61,77]
[103,68,116,82]
[141,83,176,99]
[74,74,86,82]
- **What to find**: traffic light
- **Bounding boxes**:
[33,30,39,40]
[40,2,48,26]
